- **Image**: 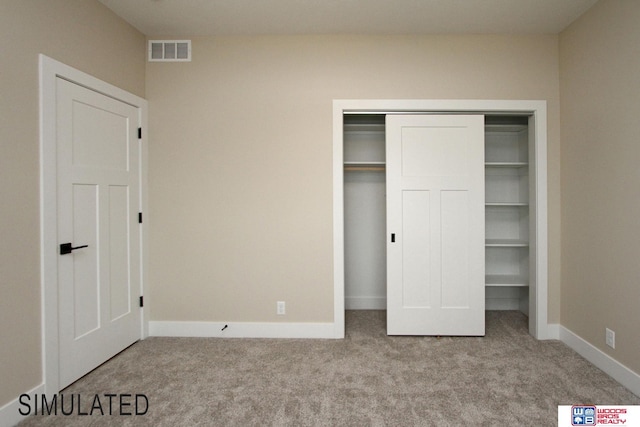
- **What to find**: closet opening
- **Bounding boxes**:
[343,114,386,311]
[335,101,548,339]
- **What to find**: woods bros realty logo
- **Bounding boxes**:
[558,405,640,426]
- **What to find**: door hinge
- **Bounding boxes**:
[138,212,143,224]
[139,296,144,307]
[138,127,142,139]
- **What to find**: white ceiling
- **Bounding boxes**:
[99,0,598,37]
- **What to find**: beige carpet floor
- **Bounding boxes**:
[18,311,640,426]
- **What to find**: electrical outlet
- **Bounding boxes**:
[605,328,615,349]
[277,301,286,315]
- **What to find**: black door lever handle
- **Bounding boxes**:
[60,243,89,255]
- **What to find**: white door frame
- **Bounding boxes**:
[39,54,149,394]
[333,99,549,339]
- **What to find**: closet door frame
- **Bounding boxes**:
[332,99,549,339]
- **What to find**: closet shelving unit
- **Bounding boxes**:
[485,116,531,314]
[484,120,530,312]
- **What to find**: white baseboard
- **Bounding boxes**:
[0,383,45,427]
[345,296,386,310]
[560,325,640,397]
[546,323,560,340]
[149,321,337,339]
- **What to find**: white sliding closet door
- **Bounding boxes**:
[386,115,485,336]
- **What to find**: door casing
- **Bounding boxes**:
[333,99,549,339]
[39,54,149,394]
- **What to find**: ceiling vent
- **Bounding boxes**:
[148,40,191,62]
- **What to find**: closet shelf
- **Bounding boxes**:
[485,239,528,247]
[485,275,529,287]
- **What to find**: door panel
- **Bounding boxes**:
[72,100,129,170]
[71,184,100,338]
[402,190,431,308]
[440,190,470,308]
[57,78,141,388]
[401,127,469,177]
[109,185,131,320]
[387,115,485,336]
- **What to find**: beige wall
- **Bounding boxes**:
[6,0,607,410]
[560,0,640,374]
[147,35,562,324]
[0,0,145,408]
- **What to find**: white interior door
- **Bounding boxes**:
[386,115,485,336]
[56,77,141,388]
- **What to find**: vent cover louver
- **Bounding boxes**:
[148,40,191,62]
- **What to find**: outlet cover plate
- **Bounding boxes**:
[606,328,615,349]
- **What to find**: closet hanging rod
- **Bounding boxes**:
[344,166,385,172]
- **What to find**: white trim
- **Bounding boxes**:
[333,99,549,340]
[0,383,45,427]
[546,323,560,340]
[560,326,640,397]
[529,110,550,339]
[139,97,150,340]
[39,54,148,396]
[150,321,336,339]
[332,103,346,338]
